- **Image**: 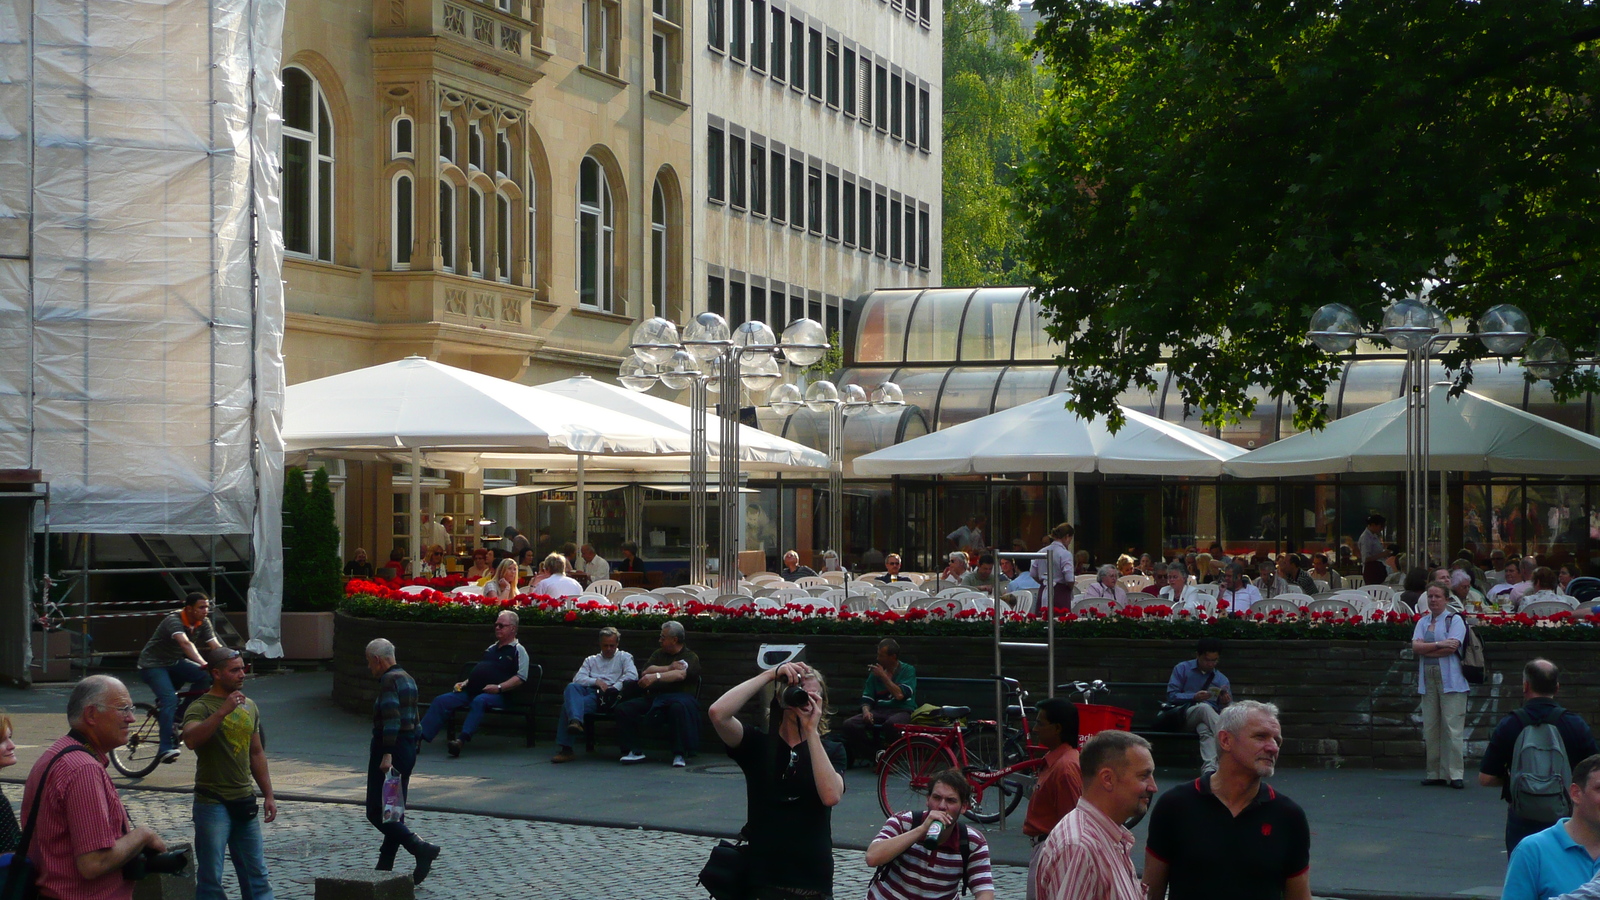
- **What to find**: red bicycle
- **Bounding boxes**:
[876,680,1131,823]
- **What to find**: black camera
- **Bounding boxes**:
[123,848,189,881]
[775,672,811,710]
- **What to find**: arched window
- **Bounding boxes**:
[496,192,511,283]
[392,115,413,158]
[439,181,456,273]
[526,154,539,290]
[392,173,414,269]
[468,122,484,171]
[468,186,485,277]
[439,113,456,164]
[282,66,333,261]
[495,130,511,178]
[576,156,614,312]
[651,180,668,318]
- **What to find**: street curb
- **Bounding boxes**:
[18,779,1466,900]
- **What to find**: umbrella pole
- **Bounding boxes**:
[410,448,422,577]
[1067,471,1077,539]
[576,454,586,554]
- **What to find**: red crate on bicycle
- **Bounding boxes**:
[1075,703,1133,747]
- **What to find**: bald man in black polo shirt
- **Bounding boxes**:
[1144,700,1311,900]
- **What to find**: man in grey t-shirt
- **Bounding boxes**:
[137,592,223,764]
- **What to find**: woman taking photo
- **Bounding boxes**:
[1411,583,1470,789]
[709,661,844,899]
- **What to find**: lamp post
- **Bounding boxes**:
[769,379,904,567]
[1308,301,1531,568]
[624,313,826,591]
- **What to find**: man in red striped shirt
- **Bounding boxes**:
[865,770,995,900]
[21,676,172,900]
[1035,730,1156,900]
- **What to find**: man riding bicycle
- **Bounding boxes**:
[136,591,223,764]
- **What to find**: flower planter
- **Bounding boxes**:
[227,610,336,659]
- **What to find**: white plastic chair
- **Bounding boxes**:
[1523,599,1578,617]
[1312,579,1331,594]
[714,593,751,607]
[936,585,970,598]
[911,596,964,617]
[573,592,612,605]
[747,573,784,586]
[768,587,809,604]
[1247,597,1302,616]
[1118,574,1153,592]
[398,584,433,596]
[1074,574,1098,589]
[1274,592,1314,607]
[820,571,848,585]
[819,588,846,604]
[804,585,834,597]
[1360,584,1396,605]
[845,594,891,613]
[1071,598,1117,616]
[1005,589,1036,615]
[450,584,485,596]
[847,580,886,598]
[1342,574,1366,590]
[901,572,927,586]
[1306,597,1360,615]
[751,595,786,612]
[795,575,830,588]
[588,579,622,596]
[1192,583,1221,599]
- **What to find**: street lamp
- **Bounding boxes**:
[622,312,834,590]
[1306,300,1530,568]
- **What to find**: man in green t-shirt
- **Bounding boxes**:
[182,648,277,900]
[836,638,917,766]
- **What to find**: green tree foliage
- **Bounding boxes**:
[1021,0,1600,430]
[282,466,343,611]
[943,0,1046,285]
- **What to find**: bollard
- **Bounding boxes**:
[131,843,196,900]
[314,871,416,900]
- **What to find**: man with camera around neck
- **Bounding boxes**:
[21,675,173,900]
[183,647,278,900]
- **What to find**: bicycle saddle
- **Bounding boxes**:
[939,705,972,719]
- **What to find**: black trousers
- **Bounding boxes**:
[366,733,421,855]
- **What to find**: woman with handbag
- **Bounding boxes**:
[709,662,844,900]
[1411,583,1470,789]
[0,711,17,856]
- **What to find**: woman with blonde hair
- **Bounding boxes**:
[1195,552,1215,584]
[484,557,520,599]
[0,710,17,854]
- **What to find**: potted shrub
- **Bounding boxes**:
[270,466,342,659]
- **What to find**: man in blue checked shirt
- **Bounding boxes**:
[1164,637,1233,773]
[364,638,441,884]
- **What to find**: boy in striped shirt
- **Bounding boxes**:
[865,770,995,900]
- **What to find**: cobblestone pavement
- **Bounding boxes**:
[121,791,1029,900]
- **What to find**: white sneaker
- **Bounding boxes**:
[159,749,182,764]
[672,755,687,768]
[620,751,647,763]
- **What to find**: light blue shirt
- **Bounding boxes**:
[1166,658,1232,710]
[1502,819,1600,900]
[1411,610,1469,694]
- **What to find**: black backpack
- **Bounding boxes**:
[867,811,974,895]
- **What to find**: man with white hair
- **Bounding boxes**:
[1449,569,1487,610]
[417,609,529,759]
[551,627,637,764]
[1143,700,1311,900]
[940,551,971,587]
[21,675,172,900]
[534,554,584,599]
[363,639,440,883]
[780,550,819,582]
[614,620,701,767]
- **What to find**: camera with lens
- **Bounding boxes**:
[123,848,190,881]
[775,673,811,710]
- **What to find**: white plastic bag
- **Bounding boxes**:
[380,768,405,823]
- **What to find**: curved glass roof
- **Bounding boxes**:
[852,286,1043,365]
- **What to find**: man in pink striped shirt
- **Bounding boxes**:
[1035,731,1157,900]
[865,770,995,900]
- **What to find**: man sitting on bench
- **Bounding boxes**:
[836,638,917,767]
[418,609,530,759]
[1162,637,1233,772]
[615,620,702,767]
[551,627,637,764]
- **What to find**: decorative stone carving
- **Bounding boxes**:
[443,289,467,316]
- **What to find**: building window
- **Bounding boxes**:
[468,187,486,276]
[807,28,822,99]
[585,0,621,75]
[875,191,887,255]
[496,193,512,282]
[653,27,682,97]
[730,280,746,327]
[708,275,725,317]
[842,180,855,246]
[919,88,931,150]
[526,153,540,289]
[842,48,855,116]
[750,285,767,324]
[495,130,511,177]
[469,122,484,170]
[281,66,334,261]
[438,112,455,163]
[392,173,413,269]
[729,135,747,210]
[708,0,724,51]
[825,38,839,107]
[902,201,915,266]
[789,157,804,230]
[890,74,902,139]
[708,126,725,203]
[652,180,669,318]
[889,197,902,261]
[577,156,615,311]
[439,181,456,272]
[750,147,767,215]
[920,0,930,25]
[770,148,786,222]
[750,0,766,69]
[903,79,916,147]
[789,18,804,91]
[730,0,745,61]
[807,164,821,234]
[875,65,888,132]
[858,183,872,253]
[859,57,873,126]
[918,207,930,269]
[770,6,785,82]
[392,114,413,158]
[825,172,839,240]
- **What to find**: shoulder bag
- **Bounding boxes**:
[1154,671,1215,732]
[2,744,94,900]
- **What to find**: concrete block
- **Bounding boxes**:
[315,871,415,900]
[130,844,196,900]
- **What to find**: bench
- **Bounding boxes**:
[583,680,704,753]
[1092,681,1201,767]
[440,662,544,747]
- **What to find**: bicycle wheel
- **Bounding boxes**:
[964,723,1026,770]
[109,702,163,778]
[878,736,959,818]
[962,725,1032,824]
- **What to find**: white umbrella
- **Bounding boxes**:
[283,357,687,573]
[851,391,1246,477]
[1223,385,1600,477]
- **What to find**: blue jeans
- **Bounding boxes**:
[418,690,504,741]
[140,662,212,754]
[193,798,273,900]
[557,682,600,750]
[615,692,700,756]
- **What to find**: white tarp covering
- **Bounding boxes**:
[0,0,287,653]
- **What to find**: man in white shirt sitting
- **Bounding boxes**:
[535,554,584,599]
[580,544,610,582]
[940,551,971,587]
[1487,559,1524,607]
[1218,563,1262,613]
[1159,566,1202,607]
[551,627,637,763]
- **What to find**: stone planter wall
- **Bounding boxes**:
[331,612,1599,768]
[231,611,336,660]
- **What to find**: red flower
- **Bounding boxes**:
[563,610,578,622]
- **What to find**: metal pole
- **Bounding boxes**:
[1440,469,1448,567]
[1403,351,1416,570]
[689,378,708,585]
[829,402,843,564]
[1419,349,1432,568]
[1046,547,1056,699]
[410,448,422,577]
[718,349,741,592]
[81,534,90,673]
[575,453,587,554]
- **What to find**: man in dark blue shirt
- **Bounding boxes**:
[418,610,530,758]
[1480,658,1599,853]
